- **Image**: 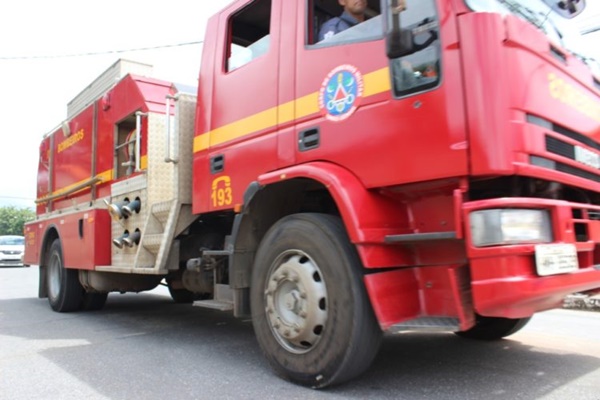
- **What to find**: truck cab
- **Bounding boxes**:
[193,0,600,386]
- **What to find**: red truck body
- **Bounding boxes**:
[24,0,600,388]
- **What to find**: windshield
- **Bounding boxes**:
[466,0,598,72]
[0,236,24,246]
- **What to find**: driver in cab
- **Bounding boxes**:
[318,0,407,41]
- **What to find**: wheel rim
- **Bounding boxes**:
[264,250,328,354]
[47,251,62,301]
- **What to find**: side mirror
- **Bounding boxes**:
[543,0,586,18]
[384,0,414,59]
[386,28,415,59]
[384,0,439,59]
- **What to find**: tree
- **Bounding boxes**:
[0,206,35,236]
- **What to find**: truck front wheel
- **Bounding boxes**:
[455,315,532,340]
[46,239,83,312]
[250,213,382,388]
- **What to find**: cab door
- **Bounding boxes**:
[195,0,281,212]
[289,0,468,189]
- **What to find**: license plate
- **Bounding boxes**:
[575,146,600,169]
[535,244,578,276]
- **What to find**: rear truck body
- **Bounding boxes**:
[24,0,600,388]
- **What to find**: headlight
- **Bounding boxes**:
[470,209,552,247]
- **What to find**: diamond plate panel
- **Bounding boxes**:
[174,94,197,203]
[106,95,197,272]
[109,187,155,269]
[111,173,147,196]
[388,317,460,333]
[147,112,176,205]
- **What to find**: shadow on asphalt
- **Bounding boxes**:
[1,292,599,399]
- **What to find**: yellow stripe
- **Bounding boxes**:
[278,100,295,124]
[57,170,113,194]
[363,67,391,97]
[193,67,390,153]
[213,108,277,146]
[295,92,320,119]
[36,169,114,204]
[96,169,113,183]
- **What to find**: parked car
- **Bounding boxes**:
[0,235,25,267]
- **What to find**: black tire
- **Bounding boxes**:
[46,239,84,312]
[168,286,197,304]
[81,292,108,311]
[455,315,532,340]
[250,213,382,388]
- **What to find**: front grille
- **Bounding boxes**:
[554,161,600,183]
[544,135,600,180]
[571,206,600,242]
[0,260,22,265]
[529,114,600,183]
[1,250,22,255]
[530,156,600,183]
[546,136,574,159]
[529,114,600,151]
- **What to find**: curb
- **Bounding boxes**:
[563,294,600,312]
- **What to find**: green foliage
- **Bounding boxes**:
[0,206,35,236]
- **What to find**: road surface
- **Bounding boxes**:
[1,266,599,399]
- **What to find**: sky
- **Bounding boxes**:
[0,0,235,209]
[0,0,598,210]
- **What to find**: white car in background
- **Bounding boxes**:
[0,235,25,267]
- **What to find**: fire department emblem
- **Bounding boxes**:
[319,65,363,121]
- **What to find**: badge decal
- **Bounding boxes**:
[319,65,364,121]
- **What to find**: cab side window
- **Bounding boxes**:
[227,0,272,72]
[308,0,382,47]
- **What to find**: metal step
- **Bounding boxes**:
[193,300,234,311]
[387,317,460,333]
[202,249,232,257]
[385,231,457,244]
[151,201,173,225]
[141,233,164,254]
[193,284,234,311]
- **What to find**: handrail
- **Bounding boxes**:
[164,94,179,164]
[35,176,103,204]
[135,111,147,172]
[115,137,137,151]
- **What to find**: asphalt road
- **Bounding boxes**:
[1,266,599,400]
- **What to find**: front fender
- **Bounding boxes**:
[258,161,408,245]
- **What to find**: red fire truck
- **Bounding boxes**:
[24,0,600,388]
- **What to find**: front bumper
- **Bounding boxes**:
[470,256,600,318]
[0,259,24,266]
[465,198,600,318]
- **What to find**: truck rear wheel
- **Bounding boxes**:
[250,213,382,388]
[81,292,108,311]
[46,239,83,312]
[455,315,532,340]
[167,286,197,304]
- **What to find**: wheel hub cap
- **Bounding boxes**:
[48,252,62,300]
[265,251,328,354]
